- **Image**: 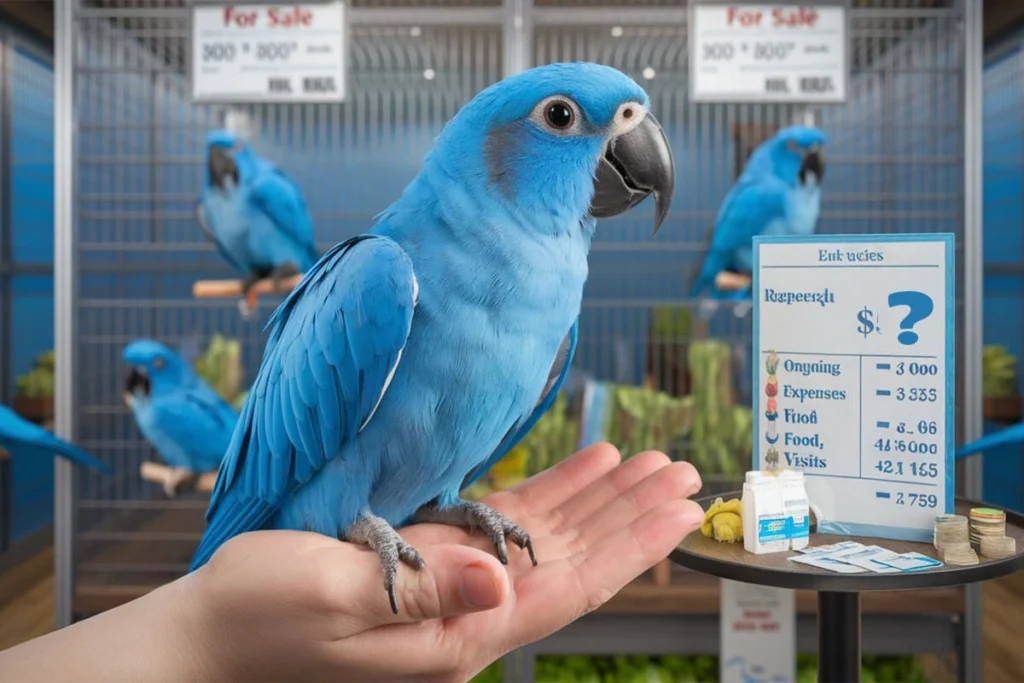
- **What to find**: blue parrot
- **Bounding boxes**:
[196,129,319,317]
[955,422,1024,461]
[688,125,827,317]
[0,404,109,472]
[189,62,675,613]
[123,339,239,497]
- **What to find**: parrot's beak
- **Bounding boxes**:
[124,367,151,398]
[589,112,675,235]
[209,146,239,189]
[799,144,826,184]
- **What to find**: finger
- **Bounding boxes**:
[561,460,702,558]
[489,442,622,521]
[549,450,673,535]
[339,543,511,629]
[509,498,704,645]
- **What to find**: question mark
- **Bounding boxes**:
[887,291,934,346]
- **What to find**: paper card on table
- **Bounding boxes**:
[828,546,902,573]
[789,553,869,573]
[878,551,943,572]
[788,541,864,558]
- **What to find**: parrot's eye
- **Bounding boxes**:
[544,101,574,129]
[153,357,165,370]
[786,140,801,153]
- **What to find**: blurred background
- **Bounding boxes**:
[0,0,1020,681]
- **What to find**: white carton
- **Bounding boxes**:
[779,470,810,550]
[742,474,790,554]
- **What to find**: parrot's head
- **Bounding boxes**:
[765,126,827,187]
[122,339,193,405]
[422,62,675,235]
[205,129,255,190]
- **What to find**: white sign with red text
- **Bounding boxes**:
[191,2,346,103]
[720,579,795,683]
[690,3,847,103]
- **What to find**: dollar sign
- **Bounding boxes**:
[857,307,875,338]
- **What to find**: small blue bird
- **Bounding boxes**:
[0,404,109,472]
[123,339,238,497]
[689,125,827,317]
[196,129,319,317]
[955,423,1024,461]
[190,62,675,613]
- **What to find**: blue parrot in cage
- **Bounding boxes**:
[0,404,110,472]
[123,339,238,497]
[196,129,319,318]
[688,125,827,318]
[189,62,675,613]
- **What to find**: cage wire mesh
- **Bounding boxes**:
[66,0,967,614]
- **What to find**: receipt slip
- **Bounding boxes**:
[824,545,902,574]
[789,552,869,573]
[877,552,943,572]
[791,541,863,556]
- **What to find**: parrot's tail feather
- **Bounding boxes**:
[51,438,111,473]
[955,422,1024,460]
[190,496,275,571]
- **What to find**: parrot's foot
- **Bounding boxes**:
[345,514,425,615]
[162,467,194,498]
[732,301,752,318]
[697,299,719,320]
[238,272,263,319]
[268,263,299,293]
[414,500,537,567]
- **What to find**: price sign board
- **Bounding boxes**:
[720,580,795,683]
[689,1,849,103]
[753,233,954,543]
[191,2,347,103]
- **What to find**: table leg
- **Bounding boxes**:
[818,591,861,683]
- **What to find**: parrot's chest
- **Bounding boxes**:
[784,185,821,235]
[205,190,278,268]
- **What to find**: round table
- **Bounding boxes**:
[670,492,1024,683]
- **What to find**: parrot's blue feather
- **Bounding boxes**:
[191,62,653,571]
[461,318,578,490]
[197,130,319,280]
[955,422,1024,460]
[0,404,110,472]
[690,125,826,300]
[123,339,238,474]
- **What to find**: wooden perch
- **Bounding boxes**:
[714,271,752,292]
[140,461,217,496]
[192,274,303,299]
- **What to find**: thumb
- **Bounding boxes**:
[353,543,511,627]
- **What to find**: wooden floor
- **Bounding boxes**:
[0,549,1022,681]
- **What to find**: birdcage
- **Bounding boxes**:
[52,1,984,679]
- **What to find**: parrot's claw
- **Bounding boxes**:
[268,263,299,293]
[732,302,752,318]
[346,514,425,615]
[162,467,193,498]
[414,500,537,567]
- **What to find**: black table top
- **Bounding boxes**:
[670,491,1024,592]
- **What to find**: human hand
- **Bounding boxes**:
[189,443,704,682]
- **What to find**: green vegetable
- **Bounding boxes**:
[15,350,57,399]
[687,340,749,476]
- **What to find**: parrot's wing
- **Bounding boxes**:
[150,385,238,472]
[706,177,789,255]
[459,318,578,491]
[955,422,1024,460]
[249,166,319,264]
[195,198,248,272]
[191,234,417,569]
[0,404,110,472]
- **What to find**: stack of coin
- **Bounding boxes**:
[980,536,1016,560]
[934,514,969,552]
[939,541,979,566]
[969,508,1006,551]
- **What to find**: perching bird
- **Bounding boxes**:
[123,339,239,497]
[0,404,110,472]
[196,129,319,317]
[189,62,675,614]
[688,125,826,317]
[955,423,1024,461]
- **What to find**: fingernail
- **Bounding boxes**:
[458,564,501,609]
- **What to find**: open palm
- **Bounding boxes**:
[196,443,704,683]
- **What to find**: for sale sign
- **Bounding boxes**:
[689,2,849,103]
[191,2,347,103]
